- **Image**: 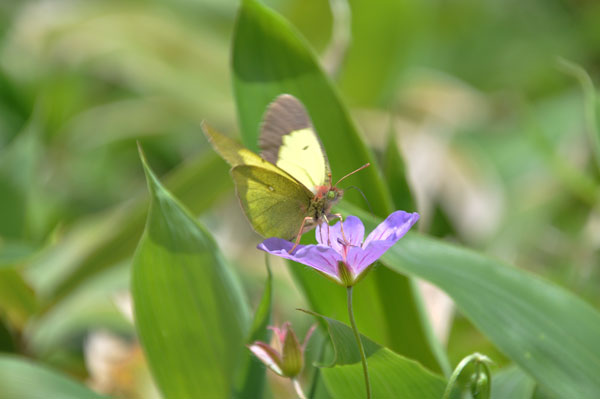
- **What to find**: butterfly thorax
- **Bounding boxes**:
[310,186,343,220]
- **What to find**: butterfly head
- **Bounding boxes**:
[315,185,342,204]
[326,186,343,204]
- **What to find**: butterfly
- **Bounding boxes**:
[202,94,368,247]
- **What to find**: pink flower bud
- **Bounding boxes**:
[248,322,316,379]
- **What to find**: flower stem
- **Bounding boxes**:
[292,378,308,399]
[347,286,371,399]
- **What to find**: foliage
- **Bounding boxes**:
[0,0,599,398]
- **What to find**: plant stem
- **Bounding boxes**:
[347,286,371,399]
[292,378,308,399]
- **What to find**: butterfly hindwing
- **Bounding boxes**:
[231,165,314,240]
[259,94,330,192]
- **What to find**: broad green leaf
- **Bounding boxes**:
[307,312,446,399]
[0,241,39,267]
[0,355,106,399]
[491,366,535,399]
[0,320,16,352]
[0,268,37,329]
[337,0,425,105]
[531,385,558,399]
[232,260,272,399]
[232,0,392,216]
[27,151,230,304]
[132,150,249,399]
[382,131,416,211]
[340,204,600,399]
[323,350,446,399]
[0,122,41,241]
[231,0,448,375]
[0,66,29,136]
[306,331,334,399]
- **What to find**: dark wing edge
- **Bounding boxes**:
[259,95,330,173]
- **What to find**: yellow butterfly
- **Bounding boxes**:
[203,94,368,246]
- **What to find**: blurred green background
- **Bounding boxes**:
[1,0,599,397]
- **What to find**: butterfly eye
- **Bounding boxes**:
[327,191,336,200]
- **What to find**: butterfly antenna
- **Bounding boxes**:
[344,185,373,214]
[334,163,370,186]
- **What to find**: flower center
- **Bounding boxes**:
[337,237,358,263]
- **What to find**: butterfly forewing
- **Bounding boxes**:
[260,95,330,192]
[231,165,314,240]
[203,122,293,177]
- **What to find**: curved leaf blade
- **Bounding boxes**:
[491,366,535,399]
[232,0,392,216]
[232,261,273,399]
[132,150,249,399]
[27,151,230,305]
[382,131,416,211]
[306,312,446,399]
[341,205,600,399]
[0,268,37,329]
[0,355,106,399]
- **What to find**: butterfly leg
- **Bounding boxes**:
[322,214,332,246]
[291,216,315,253]
[331,213,348,243]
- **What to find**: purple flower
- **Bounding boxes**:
[258,211,419,287]
[248,322,316,378]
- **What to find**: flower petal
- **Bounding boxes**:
[347,241,394,275]
[257,237,306,255]
[268,322,290,349]
[363,211,419,248]
[315,216,364,253]
[258,238,343,282]
[301,324,317,350]
[248,342,283,376]
[341,216,365,247]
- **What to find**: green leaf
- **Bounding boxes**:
[25,264,132,358]
[27,151,231,305]
[232,0,392,216]
[491,366,535,399]
[341,204,600,399]
[307,331,334,399]
[0,267,38,329]
[556,58,600,175]
[0,320,17,353]
[232,260,273,399]
[132,149,249,399]
[0,241,40,267]
[0,355,107,399]
[382,131,416,211]
[306,311,446,399]
[0,121,42,241]
[337,0,425,105]
[528,119,600,207]
[231,0,448,375]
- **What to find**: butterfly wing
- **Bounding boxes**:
[231,165,314,240]
[203,122,294,177]
[203,122,315,239]
[259,94,331,192]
